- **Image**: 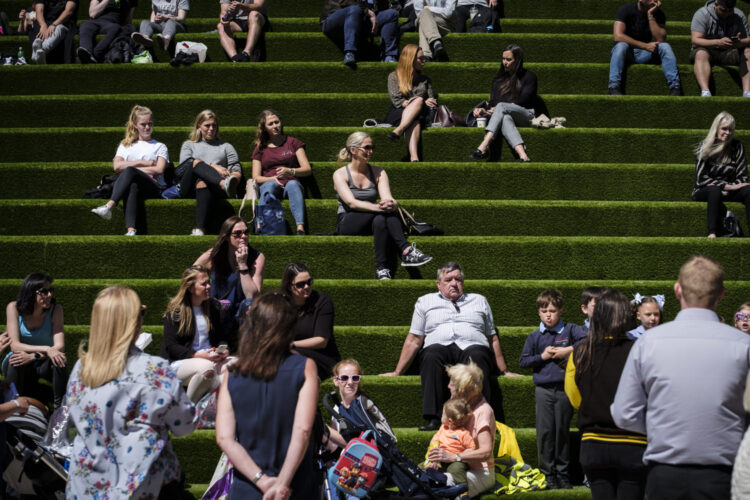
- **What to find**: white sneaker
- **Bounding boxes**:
[700,89,712,97]
[156,33,170,51]
[125,229,137,236]
[191,228,205,236]
[91,204,112,220]
[223,176,239,198]
[31,37,44,64]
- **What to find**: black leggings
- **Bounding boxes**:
[110,167,162,229]
[179,161,227,230]
[336,211,408,268]
[4,357,68,408]
[693,185,750,235]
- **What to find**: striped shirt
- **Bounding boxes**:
[409,293,495,349]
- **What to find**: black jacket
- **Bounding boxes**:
[160,298,233,362]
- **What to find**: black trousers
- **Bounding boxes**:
[79,18,122,61]
[580,440,646,500]
[419,342,504,422]
[336,211,408,269]
[693,185,750,235]
[4,357,68,408]
[110,167,162,229]
[646,463,732,500]
[179,161,227,230]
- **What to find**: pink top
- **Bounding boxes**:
[430,424,476,455]
[465,397,495,470]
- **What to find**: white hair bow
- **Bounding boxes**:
[631,293,665,310]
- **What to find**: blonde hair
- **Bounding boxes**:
[446,361,484,403]
[396,44,420,96]
[333,358,362,377]
[443,398,472,427]
[678,255,724,309]
[695,112,735,162]
[189,109,219,142]
[337,131,370,166]
[122,105,152,147]
[253,109,283,150]
[78,286,142,388]
[164,266,212,338]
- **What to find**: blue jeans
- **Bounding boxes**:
[375,9,399,59]
[608,41,681,89]
[259,179,305,226]
[322,5,399,59]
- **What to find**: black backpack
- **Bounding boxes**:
[103,35,138,63]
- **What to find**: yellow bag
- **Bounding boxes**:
[495,421,523,462]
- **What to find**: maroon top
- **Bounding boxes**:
[251,136,305,186]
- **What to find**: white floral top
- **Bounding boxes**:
[65,347,196,500]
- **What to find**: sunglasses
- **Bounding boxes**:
[358,145,375,152]
[36,287,53,296]
[293,278,314,289]
[230,229,251,238]
[336,374,361,383]
[736,312,750,322]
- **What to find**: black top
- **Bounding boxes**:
[574,338,643,436]
[615,1,666,44]
[292,291,341,377]
[97,0,138,24]
[34,0,79,27]
[320,0,389,23]
[489,68,538,110]
[160,298,233,362]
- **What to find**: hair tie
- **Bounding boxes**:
[631,293,665,310]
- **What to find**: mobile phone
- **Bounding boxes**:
[215,344,228,355]
[730,35,740,41]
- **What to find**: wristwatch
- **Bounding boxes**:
[34,353,41,360]
[238,268,250,274]
[455,453,462,463]
[251,471,264,484]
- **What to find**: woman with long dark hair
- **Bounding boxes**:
[565,289,646,499]
[385,44,438,162]
[216,293,319,498]
[692,111,750,238]
[469,44,536,162]
[281,262,341,377]
[2,273,67,408]
[179,109,242,236]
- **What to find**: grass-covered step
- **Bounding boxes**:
[1,278,748,327]
[0,162,698,201]
[3,62,747,96]
[1,126,743,163]
[0,33,698,65]
[3,236,750,282]
[0,199,736,237]
[4,93,748,130]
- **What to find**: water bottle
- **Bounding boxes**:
[221,5,235,22]
[17,46,24,59]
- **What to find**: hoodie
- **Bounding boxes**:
[690,0,749,44]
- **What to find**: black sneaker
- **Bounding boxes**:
[131,32,153,48]
[376,268,392,280]
[558,477,572,489]
[669,85,683,96]
[432,39,446,60]
[470,149,487,160]
[608,85,623,95]
[401,243,432,267]
[545,476,559,490]
[77,47,97,64]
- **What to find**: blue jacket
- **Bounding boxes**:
[519,322,588,385]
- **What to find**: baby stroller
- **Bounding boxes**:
[323,391,467,500]
[2,398,67,499]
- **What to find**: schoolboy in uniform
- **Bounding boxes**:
[580,286,607,332]
[520,289,587,489]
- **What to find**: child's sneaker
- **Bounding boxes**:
[91,204,112,220]
[401,243,432,267]
[376,268,392,280]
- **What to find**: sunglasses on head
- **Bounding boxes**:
[336,374,361,382]
[293,278,314,289]
[736,312,750,322]
[230,229,251,238]
[36,287,53,296]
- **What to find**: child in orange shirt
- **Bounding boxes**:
[424,398,476,494]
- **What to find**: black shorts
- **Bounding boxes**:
[689,46,742,66]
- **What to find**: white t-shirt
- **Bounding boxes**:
[191,306,211,352]
[115,139,169,186]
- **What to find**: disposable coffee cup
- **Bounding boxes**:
[476,117,487,128]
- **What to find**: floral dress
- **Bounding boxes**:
[65,347,197,499]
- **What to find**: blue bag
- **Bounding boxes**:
[255,193,287,235]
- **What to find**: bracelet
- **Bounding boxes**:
[11,399,20,408]
[238,268,250,274]
[251,471,264,484]
[291,168,296,176]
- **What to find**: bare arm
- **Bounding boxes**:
[379,333,424,376]
[280,148,313,178]
[429,426,493,463]
[238,251,264,299]
[113,155,166,175]
[692,30,734,49]
[252,159,279,185]
[613,21,659,50]
[7,302,55,355]
[293,336,328,349]
[233,0,264,14]
[35,3,47,30]
[53,1,77,26]
[333,168,382,212]
[194,248,212,268]
[47,306,66,367]
[489,334,521,376]
[88,0,109,19]
[375,167,396,207]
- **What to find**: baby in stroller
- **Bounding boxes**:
[424,398,475,498]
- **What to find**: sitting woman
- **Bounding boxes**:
[386,44,438,162]
[162,266,234,403]
[282,262,341,378]
[426,361,496,497]
[216,293,319,498]
[334,131,432,280]
[470,44,536,162]
[2,273,67,408]
[91,105,169,236]
[692,111,750,238]
[194,215,265,321]
[66,286,196,499]
[251,109,312,235]
[179,109,243,236]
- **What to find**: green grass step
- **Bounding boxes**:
[0,199,740,237]
[4,94,748,129]
[0,162,698,201]
[1,126,745,163]
[1,277,748,327]
[2,62,746,96]
[0,32,698,64]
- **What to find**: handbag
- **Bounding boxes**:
[721,210,744,237]
[238,179,259,222]
[255,193,287,235]
[464,100,489,128]
[397,206,444,236]
[430,104,465,128]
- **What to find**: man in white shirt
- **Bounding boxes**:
[414,0,457,60]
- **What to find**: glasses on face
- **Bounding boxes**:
[230,229,251,238]
[336,374,361,383]
[293,278,314,289]
[358,145,374,152]
[736,312,750,322]
[36,287,53,296]
[202,123,218,129]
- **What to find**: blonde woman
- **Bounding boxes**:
[65,286,196,499]
[162,266,234,402]
[91,105,169,236]
[385,44,438,162]
[692,111,750,238]
[333,131,432,280]
[178,110,242,236]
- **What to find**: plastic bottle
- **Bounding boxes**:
[17,46,24,59]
